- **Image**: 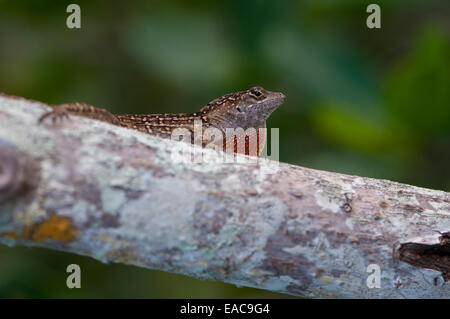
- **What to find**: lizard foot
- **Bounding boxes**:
[38,105,71,124]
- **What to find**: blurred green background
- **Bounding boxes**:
[0,0,449,298]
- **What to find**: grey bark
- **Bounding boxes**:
[0,93,449,298]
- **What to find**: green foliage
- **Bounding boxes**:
[386,27,450,141]
[312,104,390,154]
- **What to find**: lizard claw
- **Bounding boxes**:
[38,106,70,125]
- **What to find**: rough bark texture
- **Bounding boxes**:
[0,93,449,298]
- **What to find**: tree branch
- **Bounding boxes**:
[0,93,449,298]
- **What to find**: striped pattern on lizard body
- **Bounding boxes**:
[39,86,285,157]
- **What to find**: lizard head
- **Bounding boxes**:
[200,86,285,130]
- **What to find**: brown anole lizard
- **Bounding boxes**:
[39,86,285,156]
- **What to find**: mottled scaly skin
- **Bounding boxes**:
[39,87,286,156]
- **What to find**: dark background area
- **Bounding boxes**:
[0,0,449,298]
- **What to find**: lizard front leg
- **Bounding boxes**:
[39,102,121,126]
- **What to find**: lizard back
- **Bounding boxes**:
[41,86,285,157]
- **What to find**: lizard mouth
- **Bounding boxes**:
[276,92,287,102]
[258,92,286,117]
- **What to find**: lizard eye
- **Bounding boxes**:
[236,106,243,112]
[249,87,264,99]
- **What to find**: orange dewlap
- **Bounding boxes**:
[222,128,266,157]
